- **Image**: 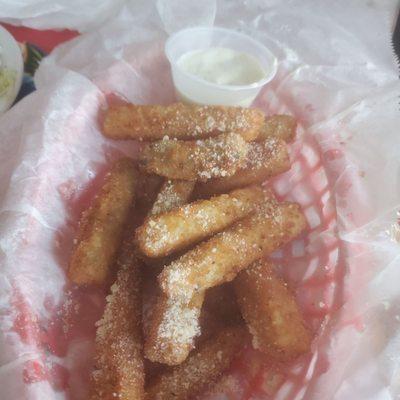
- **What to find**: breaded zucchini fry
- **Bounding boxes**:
[259,115,297,143]
[143,179,201,366]
[90,262,144,399]
[150,179,195,216]
[144,292,205,366]
[159,198,306,301]
[102,103,264,142]
[90,208,146,398]
[234,260,311,360]
[137,185,267,258]
[139,132,249,181]
[145,326,246,400]
[195,137,289,197]
[68,158,138,285]
[139,179,195,267]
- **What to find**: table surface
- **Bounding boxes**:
[1,22,78,53]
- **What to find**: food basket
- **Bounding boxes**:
[0,1,399,399]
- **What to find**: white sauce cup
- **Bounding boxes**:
[165,26,277,107]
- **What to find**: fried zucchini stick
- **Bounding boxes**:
[144,292,205,366]
[234,260,311,360]
[139,179,195,266]
[137,185,267,258]
[102,103,264,142]
[159,198,306,301]
[143,179,200,365]
[68,158,138,285]
[90,199,147,399]
[195,137,289,197]
[90,262,144,399]
[150,179,195,216]
[145,326,246,400]
[259,115,297,143]
[139,132,249,181]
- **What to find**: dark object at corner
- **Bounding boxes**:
[13,43,45,105]
[393,8,400,71]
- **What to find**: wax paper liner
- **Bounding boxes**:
[0,1,400,399]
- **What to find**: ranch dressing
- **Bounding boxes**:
[177,47,266,86]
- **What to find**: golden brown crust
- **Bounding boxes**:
[159,198,307,302]
[90,262,144,399]
[138,132,249,181]
[145,326,247,400]
[259,115,297,143]
[142,177,202,366]
[68,158,138,285]
[144,292,205,366]
[195,137,290,197]
[102,103,264,142]
[136,185,267,258]
[150,179,195,216]
[139,179,195,268]
[234,260,311,360]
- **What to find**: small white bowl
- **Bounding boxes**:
[0,25,23,113]
[165,26,277,107]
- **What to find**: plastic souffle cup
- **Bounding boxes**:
[165,26,277,107]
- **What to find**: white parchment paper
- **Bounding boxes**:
[0,1,399,399]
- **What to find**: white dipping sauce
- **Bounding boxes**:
[177,47,266,86]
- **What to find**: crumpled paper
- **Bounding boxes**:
[0,0,218,33]
[1,0,400,399]
[0,0,126,32]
